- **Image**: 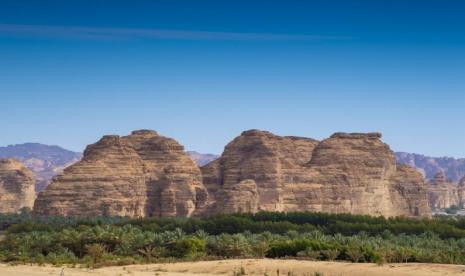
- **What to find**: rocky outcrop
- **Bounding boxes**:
[0,159,36,213]
[123,130,208,217]
[33,130,208,217]
[214,179,259,214]
[427,172,459,210]
[390,165,431,216]
[34,129,432,218]
[202,130,431,217]
[202,130,319,213]
[458,177,465,208]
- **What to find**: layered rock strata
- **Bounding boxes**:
[34,129,432,218]
[202,130,431,217]
[458,177,465,208]
[0,159,36,213]
[33,130,208,217]
[426,172,459,210]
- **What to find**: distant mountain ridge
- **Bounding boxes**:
[187,151,219,166]
[0,143,82,192]
[395,152,465,182]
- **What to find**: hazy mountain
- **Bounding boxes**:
[187,151,219,166]
[395,152,465,182]
[0,143,82,192]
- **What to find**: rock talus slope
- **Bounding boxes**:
[202,130,431,217]
[33,130,208,217]
[0,159,36,213]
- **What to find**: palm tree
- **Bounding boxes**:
[137,245,165,262]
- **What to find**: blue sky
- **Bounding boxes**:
[0,0,464,157]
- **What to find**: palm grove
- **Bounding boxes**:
[1,211,465,267]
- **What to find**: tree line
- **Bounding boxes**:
[1,210,464,267]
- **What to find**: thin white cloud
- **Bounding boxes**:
[0,23,351,41]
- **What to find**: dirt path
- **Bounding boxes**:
[1,259,465,275]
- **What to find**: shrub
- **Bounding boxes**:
[137,245,165,262]
[345,246,364,263]
[207,234,251,257]
[296,248,321,260]
[45,249,78,265]
[85,244,106,264]
[321,249,340,261]
[172,237,205,258]
[251,240,270,258]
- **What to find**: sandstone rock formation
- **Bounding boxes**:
[458,177,465,208]
[33,130,208,217]
[202,130,431,217]
[0,159,36,213]
[34,129,432,218]
[426,172,459,210]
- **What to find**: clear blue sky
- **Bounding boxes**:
[1,0,464,157]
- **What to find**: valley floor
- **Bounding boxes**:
[1,259,465,276]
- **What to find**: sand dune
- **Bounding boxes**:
[1,259,465,276]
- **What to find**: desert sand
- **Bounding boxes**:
[1,259,465,276]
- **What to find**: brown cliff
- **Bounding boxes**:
[34,129,431,218]
[0,159,36,213]
[203,130,319,214]
[202,130,431,217]
[458,177,465,208]
[426,172,459,210]
[33,130,208,217]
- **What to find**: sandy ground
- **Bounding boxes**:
[1,259,465,276]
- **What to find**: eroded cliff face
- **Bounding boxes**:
[390,165,431,216]
[33,130,208,217]
[426,172,459,210]
[34,129,431,218]
[0,159,36,213]
[202,130,319,213]
[458,177,465,208]
[123,130,208,217]
[202,130,431,217]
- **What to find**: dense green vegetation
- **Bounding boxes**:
[1,210,465,267]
